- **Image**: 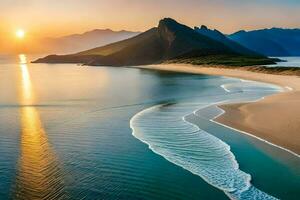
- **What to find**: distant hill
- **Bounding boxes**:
[228,28,300,56]
[194,25,258,56]
[34,18,275,66]
[39,29,140,54]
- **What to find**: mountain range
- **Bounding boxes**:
[35,18,276,66]
[38,29,140,54]
[194,25,258,56]
[228,28,300,56]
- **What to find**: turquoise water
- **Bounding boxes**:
[0,55,299,199]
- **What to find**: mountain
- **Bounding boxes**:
[34,18,274,66]
[39,29,140,54]
[194,25,258,56]
[228,28,300,56]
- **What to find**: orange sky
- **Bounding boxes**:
[1,0,300,52]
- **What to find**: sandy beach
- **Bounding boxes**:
[137,64,300,155]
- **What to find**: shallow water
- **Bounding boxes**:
[0,54,299,199]
[267,57,300,67]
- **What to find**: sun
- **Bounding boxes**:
[16,29,25,39]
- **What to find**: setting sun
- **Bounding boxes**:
[16,29,25,39]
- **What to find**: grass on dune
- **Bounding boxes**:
[166,55,278,66]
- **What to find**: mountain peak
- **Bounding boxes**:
[200,25,208,30]
[158,18,186,31]
[157,18,182,48]
[159,18,178,25]
[195,25,225,39]
[231,30,247,35]
[35,17,268,66]
[84,29,113,34]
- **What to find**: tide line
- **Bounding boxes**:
[212,79,300,158]
[210,105,300,158]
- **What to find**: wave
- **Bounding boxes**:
[220,80,283,94]
[130,103,277,199]
[130,79,282,199]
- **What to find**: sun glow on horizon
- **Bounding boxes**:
[16,29,25,39]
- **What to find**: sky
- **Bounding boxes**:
[1,0,300,52]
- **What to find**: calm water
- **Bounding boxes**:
[0,54,299,199]
[268,57,300,67]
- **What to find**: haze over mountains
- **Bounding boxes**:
[228,28,300,56]
[35,18,274,66]
[38,29,140,54]
[33,27,300,57]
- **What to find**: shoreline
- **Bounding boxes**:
[134,64,300,156]
[210,105,300,158]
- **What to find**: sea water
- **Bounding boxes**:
[0,55,299,199]
[268,57,300,68]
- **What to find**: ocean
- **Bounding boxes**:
[268,57,300,68]
[0,54,299,199]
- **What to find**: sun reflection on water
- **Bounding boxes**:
[14,54,66,199]
[19,54,33,105]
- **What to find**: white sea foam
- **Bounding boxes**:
[221,84,231,93]
[130,103,278,199]
[129,78,286,199]
[221,81,282,94]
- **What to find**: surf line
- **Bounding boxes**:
[130,102,278,200]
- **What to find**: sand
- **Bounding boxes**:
[136,64,300,155]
